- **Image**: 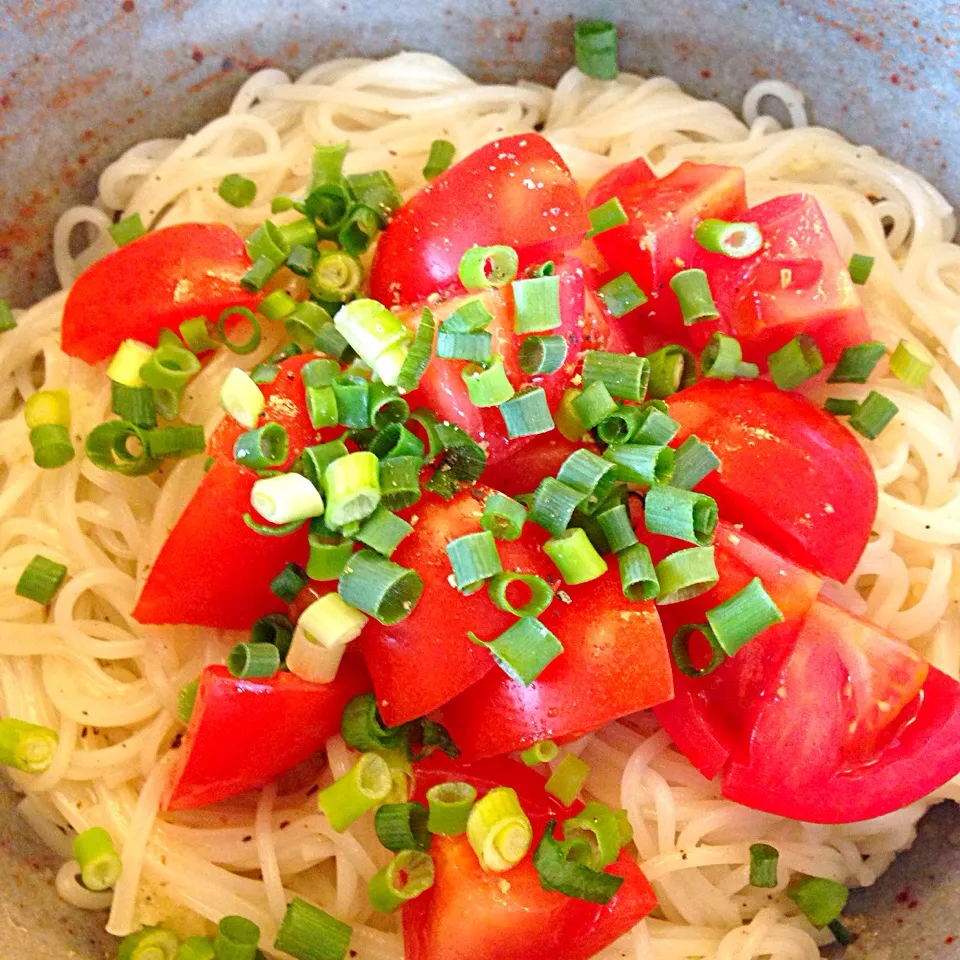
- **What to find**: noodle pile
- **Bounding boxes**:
[2,53,959,960]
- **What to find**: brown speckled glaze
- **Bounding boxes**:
[0,1,958,957]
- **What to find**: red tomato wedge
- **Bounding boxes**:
[404,755,657,960]
[585,157,656,208]
[722,599,960,823]
[207,353,325,468]
[586,161,746,347]
[62,223,260,363]
[667,379,877,582]
[369,134,590,307]
[691,193,870,364]
[482,432,595,497]
[650,521,824,779]
[163,659,369,811]
[133,458,309,630]
[441,564,673,761]
[401,258,608,465]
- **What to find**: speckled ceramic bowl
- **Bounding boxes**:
[0,1,958,956]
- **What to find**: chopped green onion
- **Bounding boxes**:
[274,897,352,960]
[828,340,886,384]
[308,141,348,190]
[246,221,289,264]
[304,385,336,429]
[582,350,649,402]
[573,381,618,430]
[356,507,413,559]
[227,642,280,680]
[369,384,409,429]
[768,334,824,390]
[284,301,332,349]
[220,368,264,430]
[250,613,294,660]
[107,339,153,387]
[556,387,587,440]
[488,571,554,618]
[324,451,380,527]
[562,801,622,869]
[218,173,256,207]
[378,455,422,511]
[442,299,492,334]
[315,321,355,362]
[86,420,157,476]
[534,819,624,904]
[374,802,431,852]
[469,617,563,686]
[286,243,320,278]
[306,530,353,581]
[346,169,403,226]
[596,502,637,553]
[145,424,205,460]
[499,386,554,438]
[111,383,157,428]
[513,275,562,333]
[701,332,744,380]
[848,253,874,285]
[301,440,348,488]
[544,528,608,585]
[849,390,899,439]
[16,554,67,605]
[331,375,371,429]
[317,752,393,832]
[890,338,934,388]
[109,213,146,247]
[217,306,262,355]
[587,197,628,237]
[278,217,318,250]
[397,308,435,394]
[736,361,761,379]
[556,448,617,512]
[339,549,423,625]
[787,876,849,928]
[706,577,784,656]
[671,623,727,677]
[646,344,697,398]
[631,406,680,446]
[341,693,407,753]
[481,492,527,541]
[467,786,533,872]
[459,245,519,290]
[669,435,720,491]
[644,485,717,546]
[598,272,648,318]
[436,329,492,363]
[258,288,297,322]
[596,405,641,446]
[618,542,658,601]
[528,477,585,536]
[694,218,763,258]
[828,919,855,946]
[546,754,590,806]
[825,397,858,417]
[117,926,178,960]
[0,299,17,332]
[463,355,515,407]
[29,424,75,469]
[305,183,352,236]
[520,740,559,766]
[670,268,719,324]
[270,562,309,603]
[334,299,412,387]
[251,472,324,525]
[424,138,456,180]
[339,204,380,257]
[139,341,201,392]
[214,916,260,960]
[655,546,718,604]
[446,531,503,593]
[603,443,674,487]
[177,680,199,724]
[519,334,567,375]
[369,423,425,460]
[0,717,58,774]
[308,250,363,303]
[368,849,435,914]
[573,16,619,78]
[427,781,477,836]
[435,420,487,480]
[241,255,280,292]
[749,843,779,888]
[176,937,215,960]
[24,389,70,429]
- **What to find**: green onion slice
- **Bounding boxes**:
[250,613,294,661]
[340,692,407,753]
[655,546,719,604]
[890,338,934,388]
[467,786,533,872]
[286,302,334,349]
[347,169,403,226]
[544,528,608,585]
[596,503,637,553]
[397,308,435,395]
[30,424,75,470]
[463,355,516,407]
[646,344,697,398]
[469,617,563,686]
[528,477,585,536]
[442,299,493,333]
[0,718,59,773]
[631,406,680,446]
[519,334,567,375]
[513,275,562,333]
[670,268,719,325]
[694,218,763,258]
[596,405,642,446]
[574,19,619,80]
[825,397,858,417]
[177,680,199,724]
[848,252,874,285]
[500,386,554,439]
[573,381,618,430]
[706,577,784,656]
[446,531,503,594]
[338,549,423,625]
[117,926,178,960]
[556,448,617,512]
[488,571,554,617]
[768,333,824,390]
[436,329,492,363]
[828,340,886,384]
[849,390,899,439]
[368,849,435,914]
[427,781,477,836]
[374,802,431,853]
[555,387,587,441]
[582,349,649,402]
[270,562,309,603]
[217,306,262,355]
[545,754,590,806]
[459,245,519,290]
[227,641,281,680]
[481,492,527,541]
[355,507,413,559]
[534,819,624,904]
[603,443,674,487]
[424,139,456,181]
[701,332,744,381]
[587,197,628,237]
[644,485,717,546]
[435,420,487,481]
[562,801,623,869]
[598,272,647,317]
[749,842,779,888]
[234,423,289,470]
[520,740,559,766]
[274,897,353,960]
[308,250,363,303]
[669,435,720,491]
[787,876,849,928]
[618,542,659,601]
[175,938,215,960]
[671,623,727,678]
[317,752,393,832]
[16,554,67,605]
[0,299,16,333]
[109,213,146,247]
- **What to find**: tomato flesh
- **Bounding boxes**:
[482,432,596,497]
[62,223,260,363]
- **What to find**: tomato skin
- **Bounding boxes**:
[403,755,657,960]
[482,432,595,497]
[62,224,260,363]
[691,193,870,364]
[667,378,877,582]
[403,258,607,466]
[440,564,673,761]
[584,157,656,209]
[163,658,370,811]
[133,458,309,630]
[369,134,590,308]
[721,600,960,823]
[207,353,326,468]
[588,162,747,348]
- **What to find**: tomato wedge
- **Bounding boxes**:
[722,600,960,823]
[370,134,590,307]
[401,258,608,465]
[62,223,260,363]
[691,193,870,364]
[440,562,673,760]
[667,379,877,582]
[586,161,746,347]
[404,754,657,960]
[482,432,594,497]
[163,658,370,810]
[207,353,325,468]
[133,458,309,630]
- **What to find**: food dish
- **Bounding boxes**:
[1,22,959,960]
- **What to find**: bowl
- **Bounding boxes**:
[0,1,958,957]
